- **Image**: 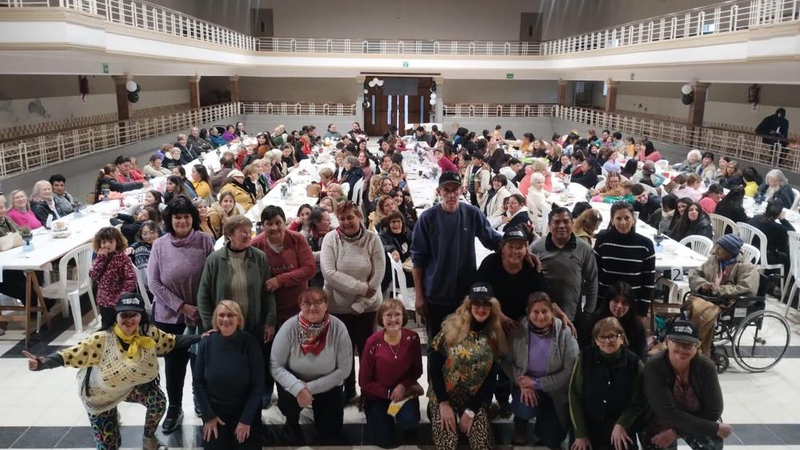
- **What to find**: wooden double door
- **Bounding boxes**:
[363,77,433,137]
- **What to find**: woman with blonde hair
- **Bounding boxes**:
[573,208,603,245]
[428,282,508,450]
[207,191,241,241]
[6,189,42,230]
[194,301,264,450]
[504,292,578,447]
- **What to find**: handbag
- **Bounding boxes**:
[0,232,23,251]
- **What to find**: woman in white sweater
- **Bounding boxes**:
[320,200,386,403]
[270,288,353,442]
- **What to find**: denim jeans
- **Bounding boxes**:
[363,397,420,448]
[511,387,567,447]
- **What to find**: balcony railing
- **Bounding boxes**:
[1,0,258,51]
[541,0,800,55]
[2,0,798,57]
[553,105,800,172]
[443,103,555,118]
[0,102,240,177]
[255,38,541,56]
[0,103,191,141]
[240,102,357,116]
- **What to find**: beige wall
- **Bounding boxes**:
[238,77,355,103]
[446,80,558,104]
[0,75,189,128]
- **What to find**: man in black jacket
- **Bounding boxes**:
[632,184,662,224]
[756,107,789,146]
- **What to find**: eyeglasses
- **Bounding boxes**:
[301,301,326,309]
[470,302,492,311]
[596,334,621,342]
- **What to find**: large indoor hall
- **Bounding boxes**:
[2,0,800,449]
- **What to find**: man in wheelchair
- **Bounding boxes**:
[688,234,760,300]
[686,234,761,355]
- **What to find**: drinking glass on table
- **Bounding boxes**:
[563,174,571,189]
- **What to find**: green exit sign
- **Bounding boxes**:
[506,73,514,79]
[102,62,109,74]
[402,61,409,67]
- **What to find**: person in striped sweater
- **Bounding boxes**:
[593,202,656,318]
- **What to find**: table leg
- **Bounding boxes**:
[22,271,51,348]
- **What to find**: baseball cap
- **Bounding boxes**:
[469,282,494,301]
[228,169,245,179]
[438,171,462,188]
[667,320,700,344]
[115,293,148,314]
[503,228,528,243]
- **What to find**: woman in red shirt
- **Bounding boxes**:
[359,298,423,449]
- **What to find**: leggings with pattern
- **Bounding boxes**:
[87,380,166,450]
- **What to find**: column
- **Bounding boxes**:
[356,76,365,130]
[112,74,133,144]
[687,81,710,129]
[434,77,444,125]
[604,79,619,112]
[229,75,239,103]
[557,79,568,106]
[112,74,132,121]
[188,75,201,109]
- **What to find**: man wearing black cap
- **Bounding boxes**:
[411,171,503,340]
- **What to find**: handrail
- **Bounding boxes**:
[541,0,800,55]
[240,101,358,116]
[0,103,192,141]
[553,105,799,172]
[0,102,241,178]
[443,103,556,118]
[2,0,798,56]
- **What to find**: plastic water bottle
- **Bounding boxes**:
[45,215,53,230]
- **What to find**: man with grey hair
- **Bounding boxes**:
[187,126,212,152]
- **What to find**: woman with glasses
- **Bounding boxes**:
[270,288,352,442]
[569,317,645,450]
[642,320,731,450]
[503,292,578,448]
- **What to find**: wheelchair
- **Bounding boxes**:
[680,288,791,374]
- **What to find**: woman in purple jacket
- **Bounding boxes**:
[147,196,214,434]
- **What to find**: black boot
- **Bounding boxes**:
[161,406,183,434]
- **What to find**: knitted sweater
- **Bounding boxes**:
[320,228,385,315]
[89,251,137,308]
[7,208,42,230]
[251,230,317,323]
[594,228,656,316]
[148,230,214,324]
[270,314,353,396]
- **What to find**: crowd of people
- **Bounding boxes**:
[8,120,790,450]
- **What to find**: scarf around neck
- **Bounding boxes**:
[297,313,331,355]
[337,224,364,242]
[113,324,156,357]
[528,321,552,336]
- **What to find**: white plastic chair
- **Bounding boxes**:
[710,214,738,242]
[655,160,670,169]
[791,188,800,211]
[387,252,416,314]
[738,222,785,297]
[351,178,364,207]
[594,179,606,191]
[679,235,714,257]
[40,242,98,332]
[782,231,800,314]
[133,267,153,315]
[740,243,761,265]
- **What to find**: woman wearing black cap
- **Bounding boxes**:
[427,282,507,450]
[22,293,205,450]
[642,320,731,450]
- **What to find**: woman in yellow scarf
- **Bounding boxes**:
[23,293,205,450]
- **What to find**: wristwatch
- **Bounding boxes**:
[464,408,475,419]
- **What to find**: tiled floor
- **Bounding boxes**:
[2,294,800,449]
